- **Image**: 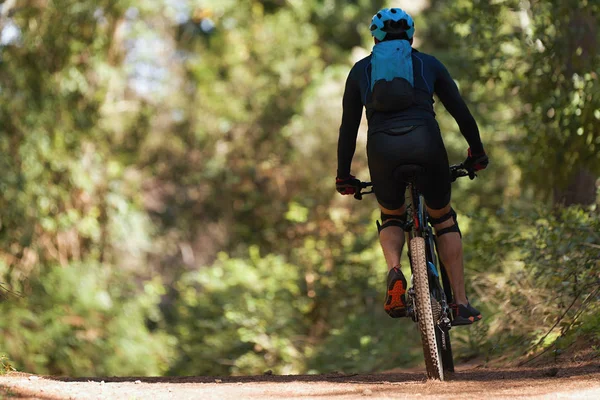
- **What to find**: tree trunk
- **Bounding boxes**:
[553,167,598,206]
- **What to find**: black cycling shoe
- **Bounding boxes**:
[384,266,407,318]
[451,302,482,326]
[467,303,482,321]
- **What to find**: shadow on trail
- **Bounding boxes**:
[449,362,600,382]
[48,370,424,384]
[48,362,600,384]
[1,384,57,400]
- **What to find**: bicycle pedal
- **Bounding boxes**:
[407,306,417,322]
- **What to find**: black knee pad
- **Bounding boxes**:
[429,208,461,238]
[377,212,407,234]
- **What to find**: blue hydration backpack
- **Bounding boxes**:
[370,39,415,112]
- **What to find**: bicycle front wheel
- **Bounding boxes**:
[410,236,444,380]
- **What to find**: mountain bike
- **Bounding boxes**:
[353,163,475,380]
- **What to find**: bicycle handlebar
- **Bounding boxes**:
[351,163,477,200]
[449,163,477,182]
[353,181,374,200]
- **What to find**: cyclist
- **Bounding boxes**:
[335,8,488,326]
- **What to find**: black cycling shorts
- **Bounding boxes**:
[367,120,451,210]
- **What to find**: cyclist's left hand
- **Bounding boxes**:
[336,175,361,195]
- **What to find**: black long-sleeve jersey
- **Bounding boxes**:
[337,49,484,177]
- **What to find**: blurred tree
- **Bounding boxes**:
[0,0,133,283]
[518,0,599,205]
[0,264,173,376]
[0,0,173,375]
[423,0,600,206]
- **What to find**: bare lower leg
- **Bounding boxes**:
[436,232,467,305]
[379,205,406,271]
[427,204,468,306]
[380,226,405,270]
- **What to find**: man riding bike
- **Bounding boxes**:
[335,8,488,326]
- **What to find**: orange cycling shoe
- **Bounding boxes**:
[384,266,408,318]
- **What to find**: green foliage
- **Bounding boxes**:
[454,206,600,362]
[169,237,423,375]
[0,354,16,375]
[423,0,600,202]
[0,0,137,283]
[0,263,173,376]
[518,1,600,190]
[308,312,421,373]
[168,249,307,375]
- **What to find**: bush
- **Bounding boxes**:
[0,263,175,376]
[167,249,309,376]
[0,354,15,374]
[454,206,600,363]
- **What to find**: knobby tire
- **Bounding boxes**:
[431,243,455,374]
[410,237,444,380]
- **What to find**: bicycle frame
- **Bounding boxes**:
[403,183,451,328]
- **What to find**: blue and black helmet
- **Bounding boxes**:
[369,8,415,42]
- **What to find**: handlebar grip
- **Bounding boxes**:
[350,181,373,200]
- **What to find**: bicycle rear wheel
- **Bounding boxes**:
[410,237,444,380]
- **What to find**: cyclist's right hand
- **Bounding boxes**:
[463,148,489,171]
[336,174,361,195]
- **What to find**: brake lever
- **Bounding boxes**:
[353,183,374,200]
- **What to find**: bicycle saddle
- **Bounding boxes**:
[393,164,425,184]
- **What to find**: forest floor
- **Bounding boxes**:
[1,361,600,400]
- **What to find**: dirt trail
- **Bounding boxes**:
[1,362,599,400]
